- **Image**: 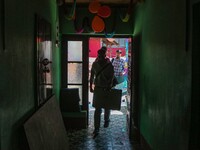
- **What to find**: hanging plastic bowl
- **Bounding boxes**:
[89,1,101,13]
[97,5,111,18]
[92,15,105,32]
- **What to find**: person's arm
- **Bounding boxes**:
[89,64,95,93]
[121,59,126,76]
[110,64,116,87]
[103,63,115,89]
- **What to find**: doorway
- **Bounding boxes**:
[61,35,134,137]
[88,36,134,138]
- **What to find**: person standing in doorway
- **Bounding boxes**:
[94,46,109,61]
[90,48,114,137]
[111,49,125,86]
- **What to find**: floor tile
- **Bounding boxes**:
[66,106,141,150]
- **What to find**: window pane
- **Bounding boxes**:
[68,41,82,61]
[39,63,52,84]
[68,85,83,105]
[68,63,82,84]
[38,41,52,60]
[39,85,53,105]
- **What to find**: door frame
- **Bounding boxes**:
[61,34,137,134]
[61,35,89,123]
[188,1,200,149]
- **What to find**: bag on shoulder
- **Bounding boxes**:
[112,76,118,87]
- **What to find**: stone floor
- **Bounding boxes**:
[66,102,143,150]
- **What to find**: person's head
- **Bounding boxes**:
[101,46,107,52]
[101,46,108,56]
[97,49,106,60]
[116,49,122,58]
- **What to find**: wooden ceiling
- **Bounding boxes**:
[64,0,131,5]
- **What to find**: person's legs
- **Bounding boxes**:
[94,107,102,133]
[104,109,110,128]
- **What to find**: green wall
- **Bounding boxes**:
[59,5,134,35]
[0,0,60,150]
[133,0,191,149]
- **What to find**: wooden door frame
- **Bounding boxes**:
[61,34,137,131]
[61,35,89,114]
[188,1,200,149]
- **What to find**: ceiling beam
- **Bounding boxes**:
[64,0,131,4]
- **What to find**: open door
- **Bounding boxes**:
[88,36,134,138]
[61,35,89,125]
[61,35,134,134]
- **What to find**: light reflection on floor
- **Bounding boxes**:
[66,104,143,150]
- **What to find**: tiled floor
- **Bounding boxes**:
[66,101,142,150]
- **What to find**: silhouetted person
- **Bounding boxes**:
[90,48,114,137]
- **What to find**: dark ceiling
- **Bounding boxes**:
[64,0,131,5]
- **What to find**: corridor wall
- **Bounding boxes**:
[133,0,191,150]
[0,0,60,150]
